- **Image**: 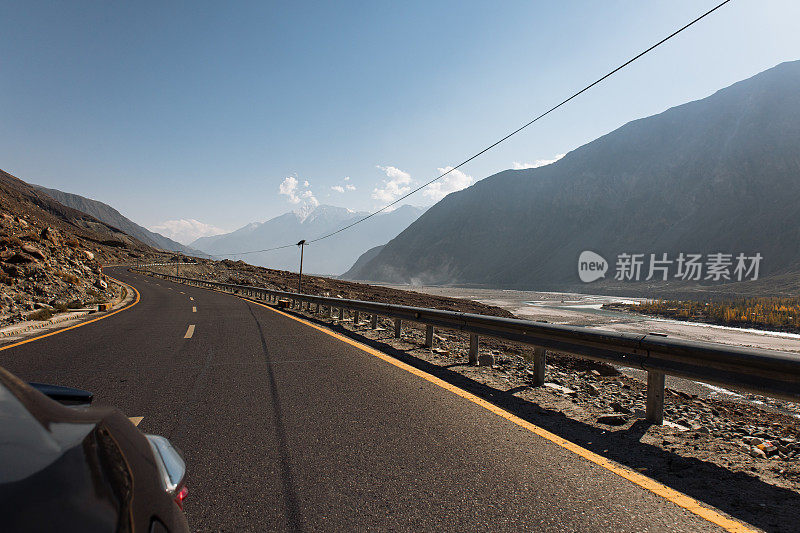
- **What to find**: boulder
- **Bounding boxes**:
[610,402,632,414]
[5,253,36,264]
[83,250,95,261]
[2,264,22,277]
[40,227,59,245]
[21,244,45,260]
[750,447,767,459]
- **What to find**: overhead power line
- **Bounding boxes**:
[217,0,732,257]
[217,243,296,257]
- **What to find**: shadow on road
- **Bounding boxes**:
[247,305,304,532]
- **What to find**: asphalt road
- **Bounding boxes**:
[0,267,730,532]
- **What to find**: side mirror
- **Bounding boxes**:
[29,382,94,406]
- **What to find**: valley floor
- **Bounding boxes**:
[378,284,800,354]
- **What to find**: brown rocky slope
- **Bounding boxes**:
[0,169,170,325]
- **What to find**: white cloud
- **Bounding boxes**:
[279,174,318,208]
[373,165,413,203]
[331,178,357,193]
[301,189,319,207]
[423,167,473,202]
[512,153,566,170]
[279,176,301,203]
[150,219,226,245]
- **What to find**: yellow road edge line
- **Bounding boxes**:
[0,274,141,353]
[129,416,144,427]
[192,306,197,313]
[243,296,756,533]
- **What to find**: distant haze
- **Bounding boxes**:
[149,219,227,245]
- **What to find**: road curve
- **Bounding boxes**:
[0,267,733,532]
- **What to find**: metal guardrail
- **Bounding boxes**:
[131,268,800,425]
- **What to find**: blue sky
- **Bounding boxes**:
[2,1,799,244]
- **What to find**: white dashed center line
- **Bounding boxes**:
[184,325,195,338]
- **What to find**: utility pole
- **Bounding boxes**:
[297,240,306,294]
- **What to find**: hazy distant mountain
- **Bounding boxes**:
[34,186,210,257]
[190,204,425,274]
[352,61,800,294]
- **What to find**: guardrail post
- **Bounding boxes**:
[328,305,333,318]
[353,311,359,325]
[394,319,401,338]
[371,314,378,329]
[424,325,434,347]
[532,347,546,386]
[469,334,479,365]
[338,308,344,320]
[646,371,665,425]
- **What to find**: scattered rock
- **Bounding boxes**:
[610,402,632,414]
[2,264,22,277]
[40,227,59,245]
[478,353,495,367]
[544,382,576,395]
[750,447,767,459]
[21,244,45,260]
[5,253,36,264]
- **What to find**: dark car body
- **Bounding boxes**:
[0,366,189,532]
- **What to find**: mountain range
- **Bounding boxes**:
[346,61,800,295]
[33,186,209,257]
[190,204,425,275]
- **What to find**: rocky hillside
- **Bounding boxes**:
[34,185,210,257]
[0,169,166,325]
[352,61,800,296]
